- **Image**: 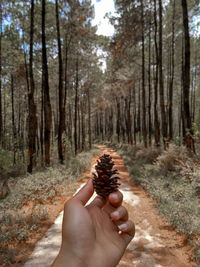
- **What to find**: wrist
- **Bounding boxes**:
[51,247,88,267]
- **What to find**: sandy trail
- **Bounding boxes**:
[24,145,192,267]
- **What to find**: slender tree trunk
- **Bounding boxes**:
[56,0,64,162]
[158,0,167,148]
[3,88,6,146]
[74,59,78,155]
[181,34,185,144]
[40,83,44,165]
[88,86,92,150]
[137,83,141,143]
[42,0,52,166]
[11,74,16,164]
[78,101,81,151]
[133,86,137,145]
[116,98,120,143]
[0,2,2,144]
[153,0,160,146]
[141,0,147,148]
[148,22,152,146]
[81,99,85,151]
[27,0,37,173]
[181,0,195,151]
[169,0,175,141]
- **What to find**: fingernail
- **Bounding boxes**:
[118,223,127,231]
[111,211,119,219]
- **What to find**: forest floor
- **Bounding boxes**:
[0,147,100,267]
[22,145,197,267]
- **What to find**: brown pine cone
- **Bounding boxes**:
[93,154,120,198]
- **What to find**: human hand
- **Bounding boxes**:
[52,179,135,267]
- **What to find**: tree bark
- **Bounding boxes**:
[158,0,167,148]
[27,0,37,173]
[181,0,194,151]
[74,58,78,155]
[116,98,121,143]
[0,3,2,143]
[148,21,152,146]
[56,0,64,162]
[141,0,147,148]
[153,0,160,146]
[11,74,16,164]
[87,86,92,150]
[42,0,52,166]
[169,0,175,141]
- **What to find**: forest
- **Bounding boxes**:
[0,0,200,266]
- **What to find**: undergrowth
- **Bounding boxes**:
[110,142,200,265]
[0,146,100,266]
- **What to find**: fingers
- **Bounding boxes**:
[88,190,123,211]
[87,195,106,209]
[103,190,123,214]
[110,206,128,221]
[108,190,123,208]
[120,220,135,246]
[72,179,94,206]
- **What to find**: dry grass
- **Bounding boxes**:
[136,146,162,164]
[0,147,100,266]
[110,142,200,266]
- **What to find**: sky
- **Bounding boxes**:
[91,0,115,36]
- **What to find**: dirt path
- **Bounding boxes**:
[24,145,193,267]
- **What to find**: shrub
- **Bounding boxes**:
[156,144,188,174]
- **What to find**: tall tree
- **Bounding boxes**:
[141,0,147,148]
[74,57,79,155]
[42,0,52,165]
[181,0,194,151]
[27,0,37,173]
[56,0,64,163]
[0,2,2,143]
[168,0,175,141]
[158,0,167,147]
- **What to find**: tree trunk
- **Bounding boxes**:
[133,86,137,145]
[81,99,85,151]
[11,74,16,164]
[0,2,2,144]
[56,0,64,162]
[141,0,147,148]
[181,0,194,151]
[148,22,152,146]
[27,0,37,173]
[158,0,167,148]
[87,86,92,150]
[42,0,52,166]
[116,98,120,143]
[169,0,175,141]
[153,0,160,146]
[74,58,78,155]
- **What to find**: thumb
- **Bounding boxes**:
[73,179,94,206]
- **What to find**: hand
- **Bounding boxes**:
[52,179,135,267]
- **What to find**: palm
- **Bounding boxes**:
[53,180,135,267]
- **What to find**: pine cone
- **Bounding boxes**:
[93,154,120,198]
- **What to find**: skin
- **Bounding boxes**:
[52,179,135,267]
